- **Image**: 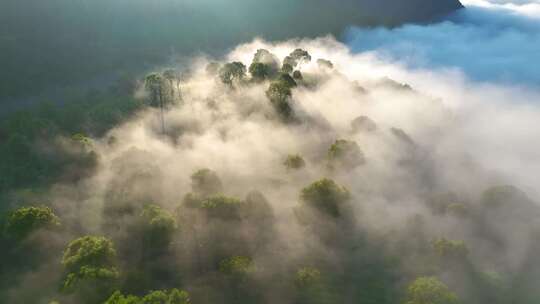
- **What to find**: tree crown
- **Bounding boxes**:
[5,205,60,240]
[405,277,459,304]
[300,178,350,217]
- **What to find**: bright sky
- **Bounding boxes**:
[461,0,540,17]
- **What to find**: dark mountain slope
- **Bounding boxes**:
[0,0,463,103]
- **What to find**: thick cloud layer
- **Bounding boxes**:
[344,1,540,198]
[346,1,540,86]
[463,0,540,16]
[51,34,540,268]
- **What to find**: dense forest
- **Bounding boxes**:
[1,37,539,304]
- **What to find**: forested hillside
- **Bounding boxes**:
[0,0,462,104]
[1,38,539,304]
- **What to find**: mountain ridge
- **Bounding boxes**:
[0,0,463,102]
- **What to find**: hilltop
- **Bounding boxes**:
[0,0,463,102]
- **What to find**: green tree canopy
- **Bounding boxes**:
[62,236,117,272]
[432,238,468,260]
[277,73,297,88]
[191,168,223,197]
[300,178,350,218]
[141,290,169,304]
[167,289,191,304]
[283,56,296,69]
[144,73,165,107]
[284,154,306,170]
[145,73,164,92]
[266,79,295,120]
[294,267,336,304]
[266,81,292,100]
[140,204,178,249]
[219,256,253,276]
[4,205,60,240]
[162,69,181,98]
[219,62,247,86]
[284,49,312,68]
[405,277,459,304]
[327,139,365,169]
[61,236,119,299]
[201,195,245,221]
[72,133,93,146]
[104,291,141,304]
[251,49,280,76]
[249,62,272,82]
[252,49,280,70]
[62,265,119,293]
[290,49,312,63]
[104,289,190,304]
[282,63,294,74]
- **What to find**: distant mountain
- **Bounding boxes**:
[0,0,463,102]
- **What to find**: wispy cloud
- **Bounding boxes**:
[346,3,540,86]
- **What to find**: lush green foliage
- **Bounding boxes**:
[62,265,119,292]
[266,80,294,120]
[284,154,306,170]
[300,178,350,218]
[219,62,247,86]
[0,90,143,199]
[249,63,272,82]
[252,49,280,72]
[327,139,366,169]
[432,238,468,259]
[282,63,294,74]
[219,256,253,276]
[201,195,245,220]
[61,236,119,302]
[62,236,117,272]
[140,204,178,248]
[277,73,298,88]
[405,277,459,304]
[283,49,312,68]
[290,49,312,64]
[104,291,141,304]
[104,289,190,304]
[4,206,60,240]
[145,74,165,107]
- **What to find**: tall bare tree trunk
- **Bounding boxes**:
[159,88,165,134]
